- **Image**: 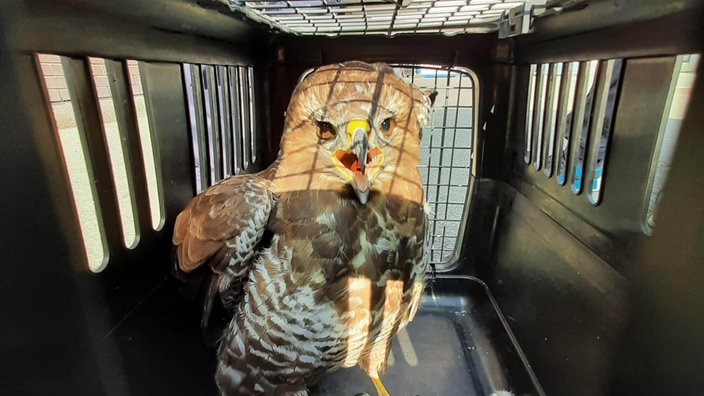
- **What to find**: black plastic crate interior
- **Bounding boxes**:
[1,1,703,396]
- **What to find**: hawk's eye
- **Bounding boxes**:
[316,121,336,140]
[380,118,395,136]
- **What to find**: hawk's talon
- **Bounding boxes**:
[371,376,391,396]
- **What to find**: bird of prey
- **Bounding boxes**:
[173,61,436,396]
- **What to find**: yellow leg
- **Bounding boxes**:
[371,375,391,396]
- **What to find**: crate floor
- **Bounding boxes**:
[105,275,539,395]
[312,275,539,396]
[313,312,487,396]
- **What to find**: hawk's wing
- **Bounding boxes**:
[401,208,431,329]
[173,174,275,330]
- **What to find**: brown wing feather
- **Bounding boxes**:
[174,174,274,273]
[173,173,275,330]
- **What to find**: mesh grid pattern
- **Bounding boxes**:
[394,65,475,265]
[225,0,532,36]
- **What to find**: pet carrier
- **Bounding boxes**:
[1,1,703,395]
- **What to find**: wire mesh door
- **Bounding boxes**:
[393,65,476,268]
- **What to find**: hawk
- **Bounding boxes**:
[173,61,436,395]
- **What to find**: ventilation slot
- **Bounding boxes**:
[556,62,579,185]
[586,59,623,205]
[37,54,163,271]
[570,60,599,195]
[126,60,163,231]
[531,64,549,171]
[183,63,256,193]
[524,64,537,164]
[542,63,561,178]
[524,59,623,205]
[645,54,700,231]
[38,54,107,271]
[87,57,138,249]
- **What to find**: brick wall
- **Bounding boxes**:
[37,54,148,129]
[38,54,143,103]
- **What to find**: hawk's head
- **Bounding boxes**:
[273,61,435,205]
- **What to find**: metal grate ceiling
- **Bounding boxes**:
[221,0,579,37]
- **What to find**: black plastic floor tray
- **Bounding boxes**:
[100,274,541,396]
[312,275,542,396]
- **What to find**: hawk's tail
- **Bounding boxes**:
[171,247,230,346]
[215,334,312,395]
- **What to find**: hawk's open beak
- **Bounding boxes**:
[332,119,384,205]
[350,124,370,204]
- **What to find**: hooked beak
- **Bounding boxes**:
[350,125,370,203]
[332,119,384,205]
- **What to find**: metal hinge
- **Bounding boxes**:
[498,0,548,38]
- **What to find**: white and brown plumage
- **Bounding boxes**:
[173,61,435,395]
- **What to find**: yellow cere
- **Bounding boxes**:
[346,119,370,141]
